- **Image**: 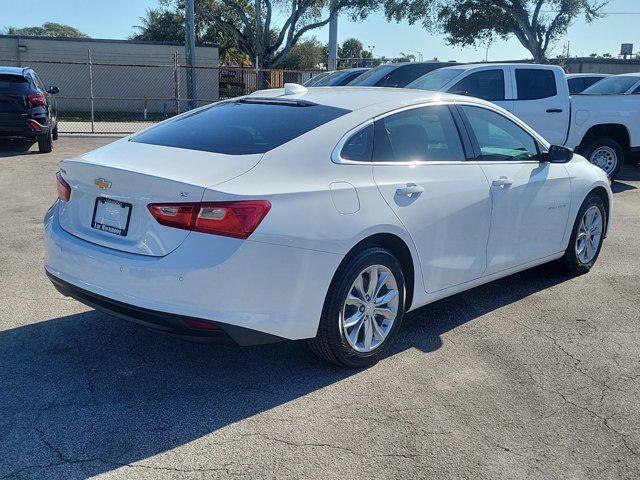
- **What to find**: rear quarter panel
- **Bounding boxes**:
[568,95,640,149]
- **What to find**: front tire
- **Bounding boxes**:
[308,247,405,368]
[580,137,623,181]
[37,130,53,153]
[559,194,606,275]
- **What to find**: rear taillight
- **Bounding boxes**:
[28,92,46,105]
[148,201,271,239]
[56,172,71,201]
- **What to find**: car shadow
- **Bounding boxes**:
[0,138,36,157]
[613,163,640,192]
[0,264,570,478]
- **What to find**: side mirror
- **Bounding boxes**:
[545,144,573,163]
[47,86,60,94]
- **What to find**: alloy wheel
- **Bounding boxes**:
[575,205,603,264]
[340,265,399,353]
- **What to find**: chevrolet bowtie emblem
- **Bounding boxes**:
[94,178,112,189]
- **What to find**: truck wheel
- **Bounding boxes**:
[37,131,53,153]
[581,137,623,181]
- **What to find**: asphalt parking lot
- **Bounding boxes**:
[1,136,639,480]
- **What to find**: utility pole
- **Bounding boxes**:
[185,0,197,110]
[255,0,261,69]
[328,3,338,71]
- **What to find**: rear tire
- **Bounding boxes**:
[580,137,623,181]
[37,130,53,153]
[308,247,405,368]
[559,194,606,275]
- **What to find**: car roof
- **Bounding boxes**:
[614,72,640,77]
[0,66,28,76]
[566,73,611,78]
[248,86,488,111]
[435,62,565,72]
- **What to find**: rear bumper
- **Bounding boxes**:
[47,271,282,345]
[44,201,342,342]
[0,116,50,138]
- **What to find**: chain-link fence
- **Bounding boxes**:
[2,52,324,134]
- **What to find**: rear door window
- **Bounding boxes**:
[515,68,557,100]
[450,69,505,101]
[132,99,350,155]
[373,105,465,162]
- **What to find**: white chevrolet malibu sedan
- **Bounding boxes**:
[45,85,612,367]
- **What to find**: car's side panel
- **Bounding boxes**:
[479,161,572,274]
[561,155,613,243]
[566,95,640,150]
[373,163,492,293]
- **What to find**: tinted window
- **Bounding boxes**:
[0,74,30,93]
[583,76,605,90]
[379,63,445,88]
[633,85,640,94]
[407,68,465,91]
[515,69,557,100]
[341,124,373,161]
[461,106,538,161]
[567,77,585,94]
[132,100,350,155]
[373,105,464,162]
[582,76,640,94]
[337,70,367,86]
[451,70,505,101]
[348,65,397,86]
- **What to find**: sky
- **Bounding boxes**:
[1,0,640,62]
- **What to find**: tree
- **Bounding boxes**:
[277,37,325,69]
[4,22,89,38]
[399,51,416,61]
[340,38,365,59]
[137,0,379,68]
[384,0,608,63]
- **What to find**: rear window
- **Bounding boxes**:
[0,74,30,93]
[131,99,350,155]
[347,65,397,86]
[515,68,557,100]
[582,76,640,94]
[407,68,465,91]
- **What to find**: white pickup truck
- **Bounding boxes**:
[408,63,640,180]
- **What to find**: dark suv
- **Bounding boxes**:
[0,66,59,153]
[347,61,458,88]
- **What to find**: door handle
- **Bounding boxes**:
[396,183,425,197]
[491,176,513,188]
[546,108,563,113]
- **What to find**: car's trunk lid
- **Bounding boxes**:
[57,139,262,256]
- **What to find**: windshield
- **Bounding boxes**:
[303,72,330,86]
[132,100,351,155]
[314,69,365,86]
[347,65,397,86]
[581,76,640,94]
[406,68,465,91]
